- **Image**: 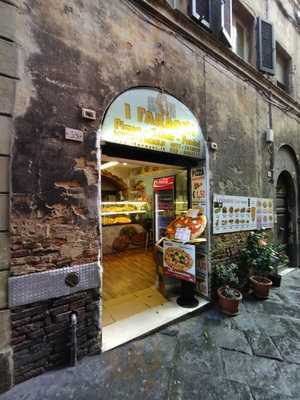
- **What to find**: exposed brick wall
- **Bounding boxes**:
[11,219,99,276]
[11,289,100,384]
[211,230,274,266]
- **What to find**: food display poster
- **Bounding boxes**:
[163,240,196,283]
[256,198,274,230]
[213,195,273,234]
[191,167,207,213]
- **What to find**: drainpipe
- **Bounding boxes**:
[70,312,78,367]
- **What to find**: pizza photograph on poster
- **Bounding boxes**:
[163,240,196,283]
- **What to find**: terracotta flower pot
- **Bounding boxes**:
[217,287,242,316]
[249,275,272,299]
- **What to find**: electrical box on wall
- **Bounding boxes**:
[82,108,97,120]
[265,129,274,143]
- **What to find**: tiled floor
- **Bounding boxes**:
[102,286,167,327]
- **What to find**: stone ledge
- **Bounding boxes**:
[0,115,12,155]
[0,2,17,42]
[0,39,18,78]
[0,76,16,115]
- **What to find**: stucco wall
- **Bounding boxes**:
[12,0,300,275]
[2,0,299,388]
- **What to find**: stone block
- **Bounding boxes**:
[0,116,12,155]
[0,350,12,394]
[0,271,8,309]
[0,232,10,271]
[0,157,9,192]
[0,39,17,78]
[0,2,16,41]
[0,310,10,351]
[0,194,9,231]
[0,76,15,115]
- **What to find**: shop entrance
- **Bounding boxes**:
[99,87,210,350]
[101,154,189,327]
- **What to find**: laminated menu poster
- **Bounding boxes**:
[163,240,196,283]
[256,198,274,229]
[213,195,257,234]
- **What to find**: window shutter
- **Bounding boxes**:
[189,0,211,29]
[220,0,232,46]
[257,17,276,75]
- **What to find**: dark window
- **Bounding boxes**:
[257,17,275,75]
[222,0,232,41]
[276,43,291,93]
[189,0,211,28]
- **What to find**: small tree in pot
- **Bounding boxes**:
[240,232,273,299]
[268,243,289,287]
[213,263,242,316]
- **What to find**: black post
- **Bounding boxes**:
[177,281,199,308]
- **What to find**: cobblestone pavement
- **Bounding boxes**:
[1,270,300,400]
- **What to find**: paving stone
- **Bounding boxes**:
[231,311,258,333]
[279,363,300,398]
[246,331,282,360]
[204,326,252,355]
[169,372,254,400]
[222,349,292,396]
[262,301,300,320]
[253,315,298,339]
[252,387,299,400]
[173,328,227,380]
[271,336,300,365]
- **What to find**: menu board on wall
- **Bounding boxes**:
[213,194,273,234]
[256,198,274,229]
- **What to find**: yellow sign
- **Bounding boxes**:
[101,88,205,158]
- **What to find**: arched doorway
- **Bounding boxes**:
[274,145,299,268]
[98,87,210,350]
[276,171,296,265]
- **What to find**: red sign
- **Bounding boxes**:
[153,176,175,191]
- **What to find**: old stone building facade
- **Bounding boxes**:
[0,0,300,392]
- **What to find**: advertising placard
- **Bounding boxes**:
[163,240,196,283]
[256,198,274,229]
[191,167,206,212]
[101,88,205,159]
[213,194,274,234]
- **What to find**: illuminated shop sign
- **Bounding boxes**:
[101,88,205,158]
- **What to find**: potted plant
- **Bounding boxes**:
[267,243,289,287]
[213,263,242,316]
[240,232,273,299]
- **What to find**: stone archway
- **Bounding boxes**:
[274,146,299,267]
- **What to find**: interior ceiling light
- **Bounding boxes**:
[123,163,128,165]
[100,161,119,170]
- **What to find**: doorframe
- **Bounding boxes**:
[274,145,300,268]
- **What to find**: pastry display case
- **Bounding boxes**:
[101,201,149,226]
